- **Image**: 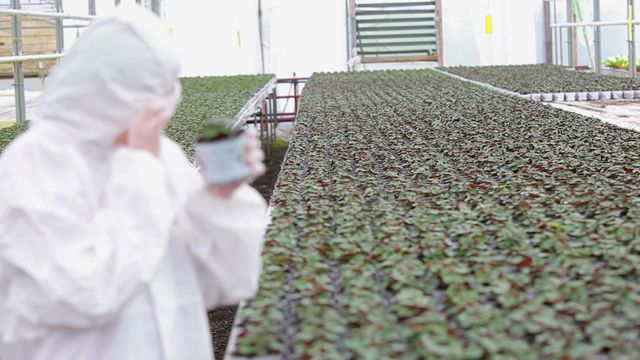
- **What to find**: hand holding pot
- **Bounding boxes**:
[205,127,266,199]
[243,127,266,181]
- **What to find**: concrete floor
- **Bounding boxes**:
[0,78,44,122]
[550,100,640,132]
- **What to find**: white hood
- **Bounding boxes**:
[36,5,181,145]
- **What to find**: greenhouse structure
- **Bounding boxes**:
[1,0,640,359]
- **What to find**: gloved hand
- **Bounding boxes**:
[243,127,267,181]
[116,100,175,156]
[129,100,175,156]
[207,127,266,199]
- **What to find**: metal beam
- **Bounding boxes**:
[0,53,65,63]
[358,32,435,39]
[551,19,640,27]
[88,0,96,16]
[594,0,601,73]
[356,17,434,24]
[356,9,434,16]
[357,24,436,32]
[357,2,435,7]
[10,0,26,124]
[359,40,436,47]
[0,9,95,20]
[344,0,351,69]
[567,0,575,66]
[629,0,636,78]
[359,49,432,55]
[258,0,266,73]
[54,0,64,54]
[151,0,161,16]
[544,0,552,64]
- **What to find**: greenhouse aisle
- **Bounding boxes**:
[550,100,640,132]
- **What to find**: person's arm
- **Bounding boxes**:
[173,185,268,309]
[165,127,268,309]
[0,147,175,329]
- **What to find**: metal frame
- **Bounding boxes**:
[10,0,25,124]
[0,3,96,123]
[547,0,637,78]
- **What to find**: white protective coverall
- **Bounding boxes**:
[0,6,267,360]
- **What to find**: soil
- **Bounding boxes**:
[208,138,288,359]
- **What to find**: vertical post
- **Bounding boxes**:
[272,87,278,133]
[115,0,121,5]
[55,0,64,54]
[593,0,601,72]
[271,93,276,143]
[345,0,351,69]
[629,0,636,79]
[89,0,96,15]
[350,0,358,62]
[10,0,26,124]
[293,77,299,117]
[544,0,553,64]
[260,102,266,150]
[566,0,575,67]
[436,0,444,66]
[151,0,161,16]
[556,0,564,65]
[258,0,266,73]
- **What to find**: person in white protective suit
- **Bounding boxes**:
[0,5,268,360]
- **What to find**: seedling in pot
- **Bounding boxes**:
[198,121,238,142]
[196,118,250,185]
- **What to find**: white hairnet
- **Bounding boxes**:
[36,5,182,145]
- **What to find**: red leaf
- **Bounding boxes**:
[518,255,533,267]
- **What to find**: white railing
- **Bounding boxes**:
[0,8,95,20]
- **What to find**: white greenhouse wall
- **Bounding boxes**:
[261,0,348,77]
[164,0,262,77]
[14,0,640,76]
[441,0,541,66]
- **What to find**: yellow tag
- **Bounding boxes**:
[485,15,493,35]
[629,5,634,40]
[167,26,174,35]
[237,29,242,48]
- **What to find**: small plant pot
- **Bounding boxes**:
[611,91,623,99]
[600,92,612,100]
[197,131,250,185]
[541,93,554,102]
[587,92,600,101]
[634,90,640,99]
[623,90,635,99]
[553,93,565,102]
[575,92,588,101]
[564,92,577,101]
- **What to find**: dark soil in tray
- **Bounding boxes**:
[208,138,288,359]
